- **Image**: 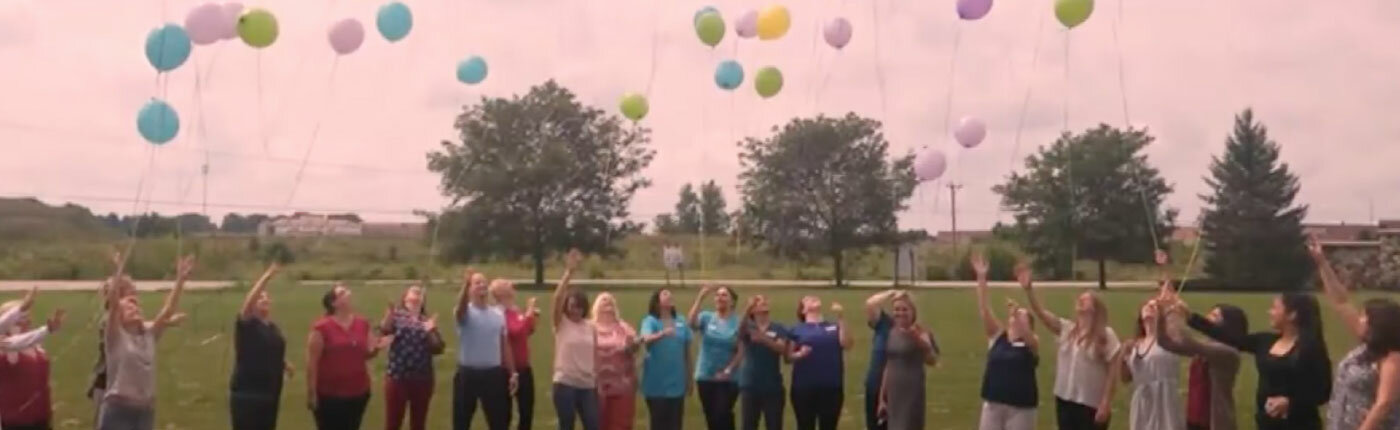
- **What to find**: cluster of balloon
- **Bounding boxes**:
[756,5,790,40]
[456,56,488,85]
[957,0,993,21]
[754,67,783,99]
[237,8,279,48]
[1055,0,1093,29]
[185,2,245,46]
[377,1,413,43]
[953,116,987,148]
[694,8,725,48]
[619,93,649,121]
[914,149,948,182]
[137,99,181,146]
[823,18,852,49]
[715,60,744,91]
[328,19,365,55]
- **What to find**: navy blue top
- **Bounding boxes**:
[980,332,1039,408]
[864,312,893,388]
[789,321,843,389]
[738,320,789,394]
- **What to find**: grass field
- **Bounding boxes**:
[9,283,1391,430]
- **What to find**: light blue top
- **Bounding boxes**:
[456,304,506,368]
[640,314,692,398]
[694,310,740,381]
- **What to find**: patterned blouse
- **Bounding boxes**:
[1327,346,1400,430]
[383,310,441,380]
[595,320,638,397]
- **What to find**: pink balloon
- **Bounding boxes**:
[328,19,365,55]
[914,149,948,181]
[220,3,244,41]
[736,10,758,39]
[954,116,987,148]
[823,18,852,49]
[185,3,225,46]
[957,0,993,20]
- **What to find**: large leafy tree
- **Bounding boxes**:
[698,180,731,234]
[995,124,1176,286]
[1200,109,1311,289]
[674,184,702,233]
[738,113,916,287]
[426,81,654,287]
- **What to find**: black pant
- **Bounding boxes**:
[2,422,51,430]
[454,366,511,430]
[790,387,842,430]
[231,392,281,430]
[514,368,535,430]
[315,393,370,430]
[698,380,738,430]
[1187,425,1208,430]
[740,390,784,430]
[646,396,685,430]
[1054,397,1108,430]
[863,382,885,430]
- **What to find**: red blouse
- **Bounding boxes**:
[0,350,51,426]
[1186,356,1211,427]
[504,308,536,369]
[313,316,372,397]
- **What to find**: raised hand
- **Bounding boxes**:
[20,286,37,311]
[830,302,844,318]
[46,309,66,332]
[970,251,989,277]
[1154,249,1169,266]
[526,297,539,315]
[462,267,477,284]
[1305,234,1325,260]
[1014,262,1033,290]
[175,255,197,279]
[566,249,583,270]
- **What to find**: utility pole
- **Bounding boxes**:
[948,182,963,252]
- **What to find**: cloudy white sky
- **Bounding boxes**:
[1,0,1398,234]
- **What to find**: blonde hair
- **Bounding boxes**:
[591,292,622,324]
[890,293,918,324]
[1069,291,1110,357]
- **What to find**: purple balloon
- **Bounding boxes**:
[736,10,758,39]
[954,116,987,148]
[185,3,225,46]
[220,3,245,40]
[328,19,365,55]
[823,18,852,49]
[957,0,993,20]
[914,149,948,181]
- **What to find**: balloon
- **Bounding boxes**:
[914,149,947,181]
[145,24,192,72]
[237,8,279,48]
[377,2,413,42]
[328,19,364,55]
[823,18,851,49]
[714,60,744,91]
[1054,0,1093,29]
[220,3,244,40]
[693,6,718,25]
[957,0,993,20]
[185,3,225,45]
[695,12,725,47]
[754,66,783,98]
[137,99,180,145]
[736,10,758,39]
[619,93,649,121]
[456,56,488,85]
[953,116,987,148]
[756,5,790,40]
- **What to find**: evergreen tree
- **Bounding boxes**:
[1200,109,1312,290]
[698,180,731,234]
[674,184,702,233]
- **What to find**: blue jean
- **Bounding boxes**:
[552,383,600,430]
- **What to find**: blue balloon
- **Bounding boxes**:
[714,60,744,90]
[144,24,191,72]
[456,56,488,85]
[137,99,180,145]
[376,2,413,42]
[694,6,719,24]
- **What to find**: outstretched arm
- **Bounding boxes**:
[0,286,36,333]
[1307,236,1365,339]
[454,268,474,323]
[1017,262,1063,335]
[153,255,196,334]
[865,290,899,327]
[240,263,280,319]
[688,285,714,330]
[835,303,852,350]
[0,309,62,351]
[553,249,581,328]
[972,252,1001,339]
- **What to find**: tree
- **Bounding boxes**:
[1199,109,1311,289]
[738,113,917,287]
[994,124,1176,287]
[674,184,701,234]
[698,180,731,234]
[653,214,680,234]
[426,80,654,287]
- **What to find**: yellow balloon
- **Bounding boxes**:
[756,5,790,41]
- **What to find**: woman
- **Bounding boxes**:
[593,292,638,430]
[453,270,519,430]
[1309,238,1400,430]
[788,295,851,430]
[1022,268,1120,430]
[689,285,742,430]
[492,274,539,430]
[1151,250,1245,430]
[307,282,384,430]
[1187,289,1332,429]
[862,289,901,430]
[973,255,1038,430]
[877,293,938,430]
[1098,298,1183,430]
[99,255,194,430]
[380,283,445,430]
[231,263,292,430]
[552,250,599,430]
[737,295,789,430]
[0,289,64,430]
[639,288,692,430]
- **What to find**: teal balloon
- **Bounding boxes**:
[376,2,413,42]
[137,99,180,145]
[694,6,719,25]
[456,56,488,85]
[145,24,191,72]
[714,60,743,90]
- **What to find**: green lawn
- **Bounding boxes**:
[10,284,1393,430]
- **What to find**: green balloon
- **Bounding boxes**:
[1054,0,1093,29]
[238,8,279,48]
[619,93,649,121]
[754,67,782,98]
[695,12,725,48]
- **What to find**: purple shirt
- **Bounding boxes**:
[789,321,844,389]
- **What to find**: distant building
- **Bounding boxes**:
[932,230,992,244]
[1303,222,1377,242]
[259,213,363,237]
[362,222,427,239]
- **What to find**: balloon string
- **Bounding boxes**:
[1110,0,1160,253]
[283,59,341,207]
[941,25,962,140]
[1063,31,1077,264]
[869,0,890,123]
[1008,15,1045,181]
[256,52,268,154]
[643,0,662,97]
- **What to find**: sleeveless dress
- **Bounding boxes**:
[1327,346,1400,430]
[884,329,928,430]
[1127,341,1184,430]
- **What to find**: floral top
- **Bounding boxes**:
[383,310,441,380]
[1327,346,1400,430]
[595,320,637,396]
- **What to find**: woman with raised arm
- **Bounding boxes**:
[230,263,291,430]
[0,288,65,430]
[306,281,384,430]
[491,274,539,430]
[688,284,742,430]
[1096,297,1184,430]
[1019,262,1120,430]
[452,270,519,430]
[877,292,939,430]
[639,288,692,430]
[1150,249,1245,430]
[1308,237,1400,430]
[98,255,195,430]
[862,289,902,430]
[736,295,789,430]
[788,296,852,430]
[380,283,445,430]
[551,250,600,430]
[592,292,638,430]
[971,254,1039,430]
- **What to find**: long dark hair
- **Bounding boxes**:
[565,288,591,319]
[1280,292,1326,348]
[647,288,676,318]
[321,287,339,316]
[1213,304,1249,341]
[1362,298,1400,362]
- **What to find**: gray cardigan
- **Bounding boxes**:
[1157,313,1241,430]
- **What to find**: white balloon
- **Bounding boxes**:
[914,149,948,181]
[953,116,987,148]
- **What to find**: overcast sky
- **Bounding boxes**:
[1,0,1397,234]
